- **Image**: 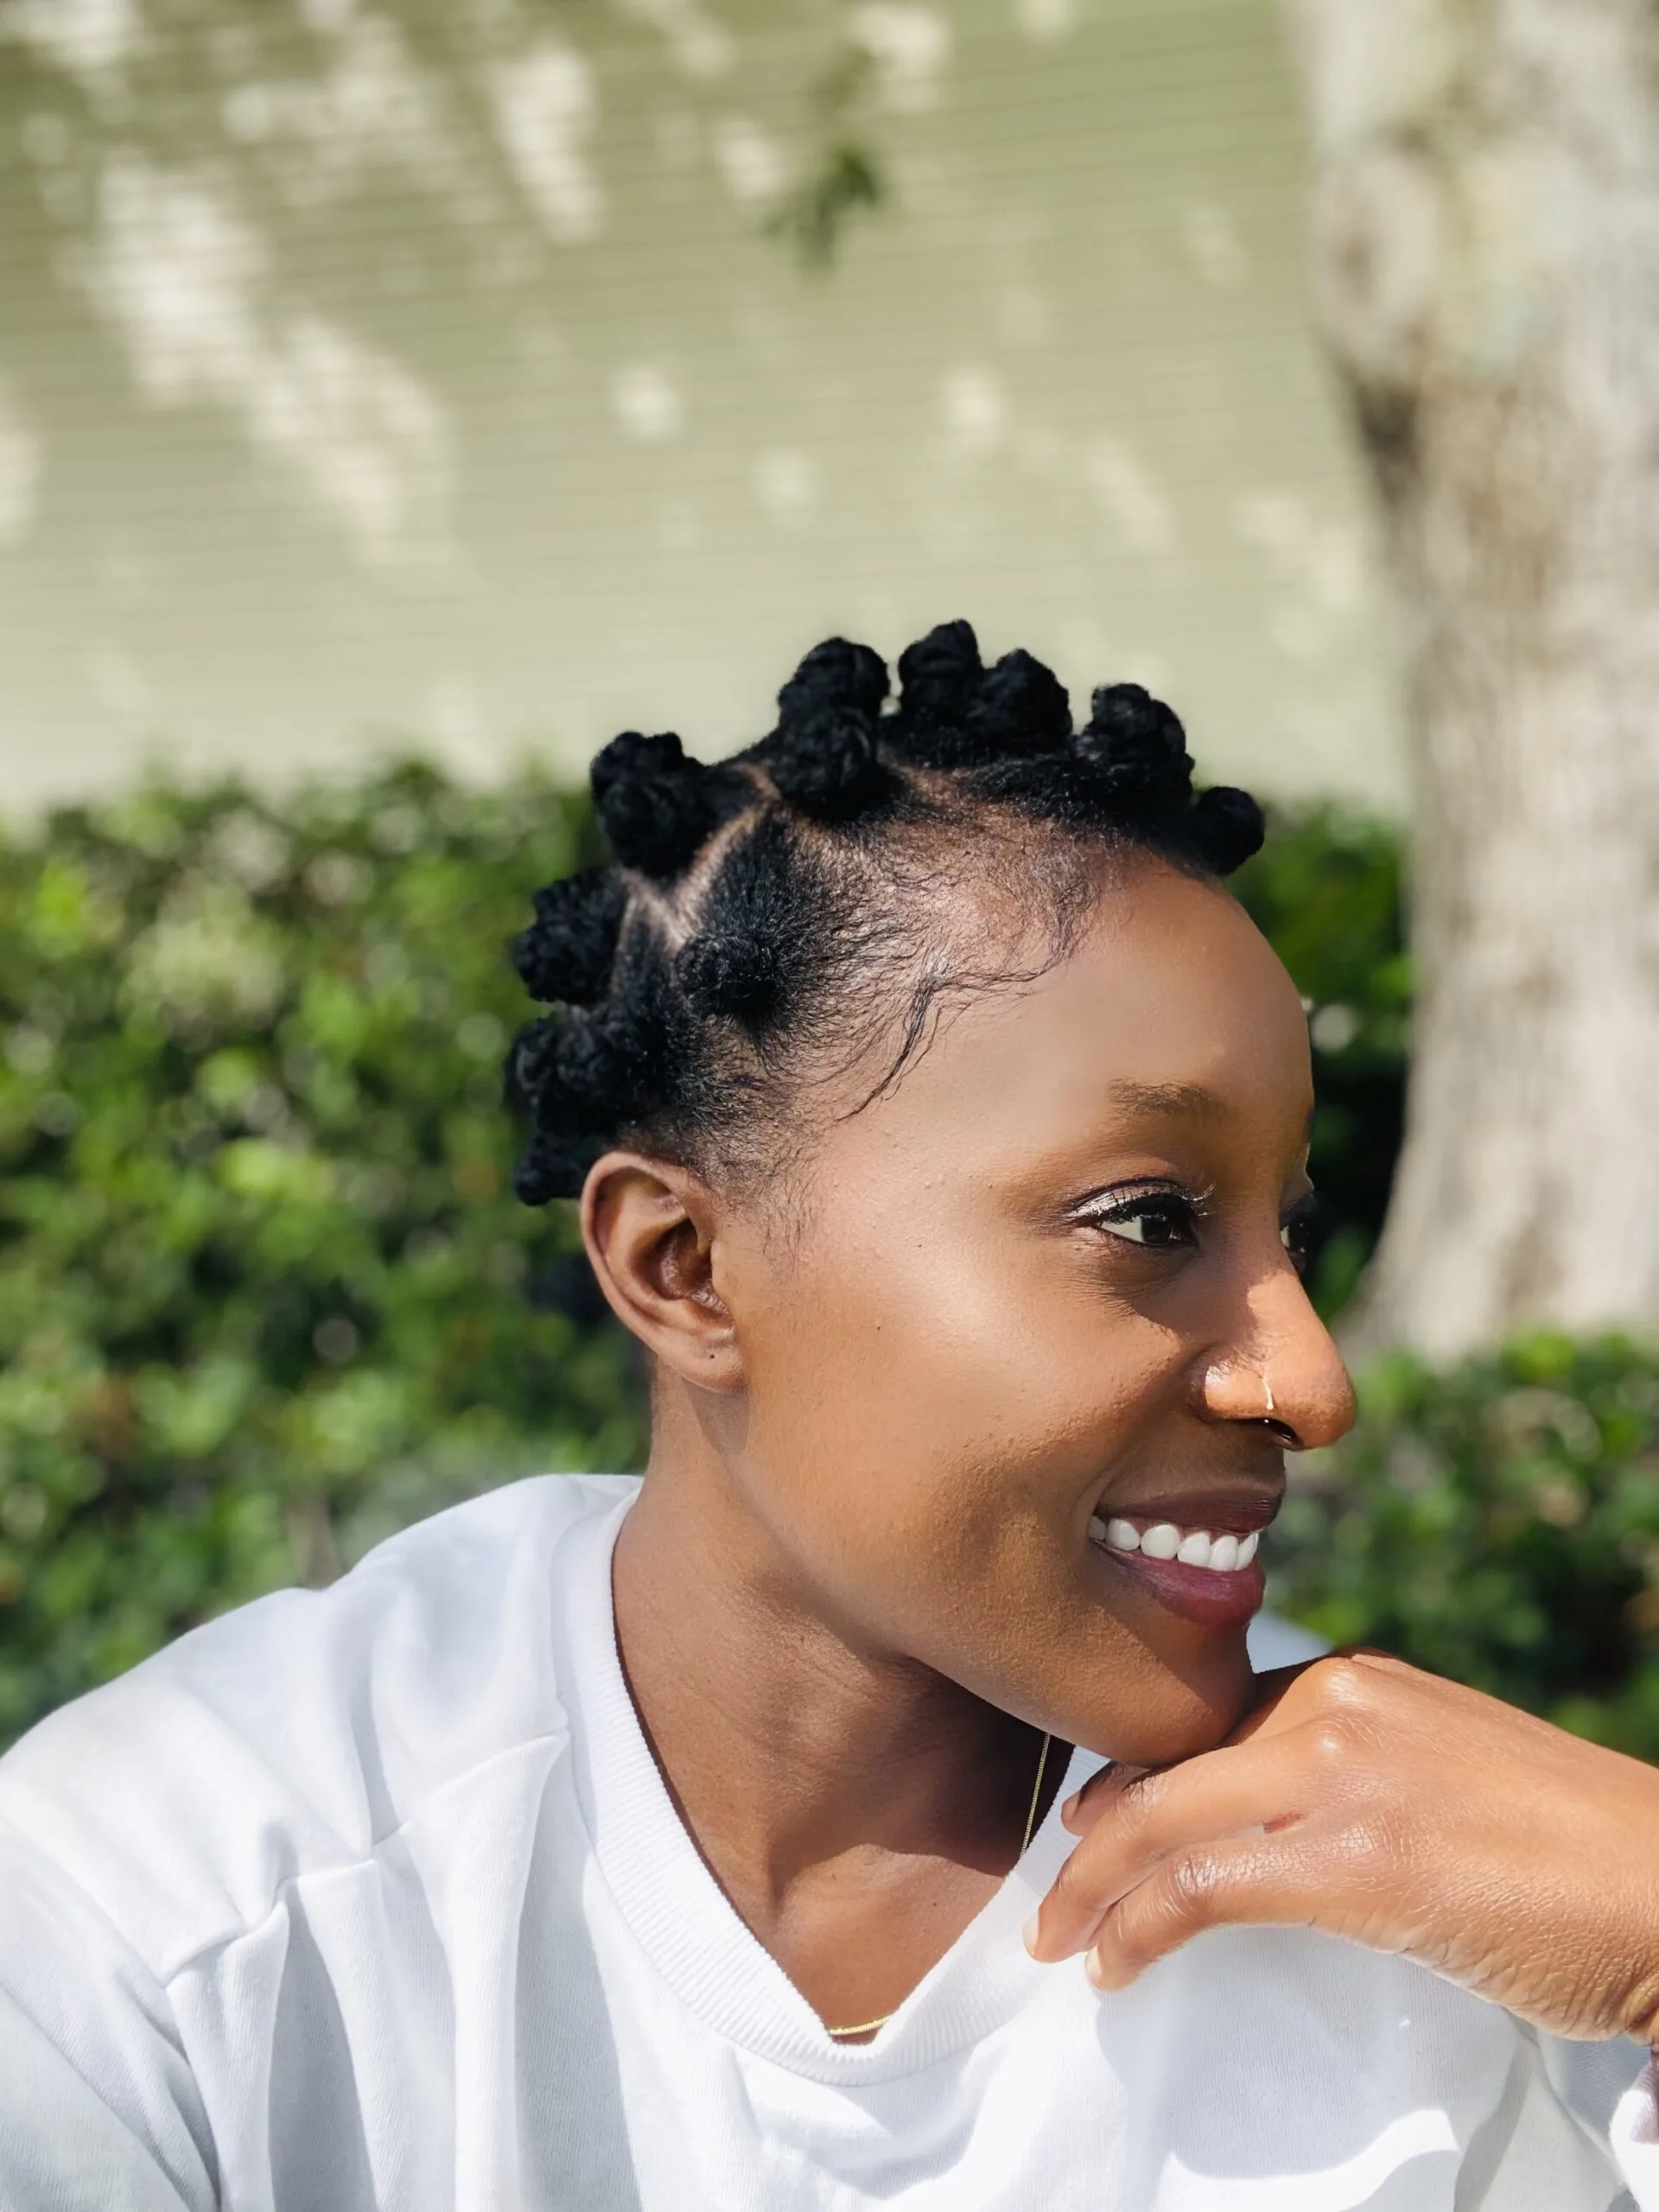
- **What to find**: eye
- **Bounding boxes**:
[1280,1195,1320,1276]
[1078,1187,1203,1254]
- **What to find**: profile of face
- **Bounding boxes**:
[588,853,1357,1769]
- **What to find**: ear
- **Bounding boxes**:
[580,1151,744,1389]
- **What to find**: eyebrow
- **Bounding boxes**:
[1107,1081,1319,1141]
[1106,1080,1227,1119]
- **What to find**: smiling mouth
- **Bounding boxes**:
[1087,1514,1259,1576]
[1083,1492,1279,1629]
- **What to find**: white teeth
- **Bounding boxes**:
[1086,1516,1262,1574]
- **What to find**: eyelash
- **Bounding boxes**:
[1077,1184,1318,1274]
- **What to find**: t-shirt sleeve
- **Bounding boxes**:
[1535,2027,1659,2210]
[1381,2011,1657,2209]
[1606,2051,1659,2209]
[0,1821,219,2212]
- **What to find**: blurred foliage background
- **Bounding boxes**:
[0,765,646,1744]
[1273,1338,1659,1762]
[3,768,1656,1758]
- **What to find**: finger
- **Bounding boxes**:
[1232,1644,1412,1745]
[1031,1726,1322,1962]
[1055,1654,1353,1831]
[1057,1662,1338,1838]
[1231,1653,1353,1741]
[1060,1759,1154,1836]
[1226,1666,1320,1747]
[1249,1647,1408,1705]
[1084,1827,1322,1991]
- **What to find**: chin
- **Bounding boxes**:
[1065,1646,1255,1769]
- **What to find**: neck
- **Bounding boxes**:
[610,1408,1047,1914]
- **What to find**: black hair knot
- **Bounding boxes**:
[890,620,985,766]
[505,1003,661,1133]
[512,1128,600,1205]
[504,1014,561,1114]
[508,987,677,1201]
[591,729,747,880]
[1077,684,1194,814]
[677,929,788,1029]
[776,637,889,728]
[766,703,897,823]
[1183,785,1266,874]
[512,868,626,1006]
[553,1014,640,1122]
[968,650,1072,758]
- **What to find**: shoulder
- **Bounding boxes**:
[0,1471,639,1980]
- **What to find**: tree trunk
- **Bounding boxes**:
[1281,0,1659,1359]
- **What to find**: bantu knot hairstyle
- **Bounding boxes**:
[776,636,888,727]
[970,649,1073,758]
[889,618,985,767]
[589,730,748,880]
[760,633,897,824]
[676,812,828,1031]
[505,622,1265,1200]
[513,868,626,1007]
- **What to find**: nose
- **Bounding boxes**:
[1199,1262,1357,1452]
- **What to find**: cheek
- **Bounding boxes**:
[728,1228,1252,1755]
[739,1217,1173,1536]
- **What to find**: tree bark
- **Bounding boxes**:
[1281,0,1659,1358]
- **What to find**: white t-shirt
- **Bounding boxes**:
[1,1474,1656,2211]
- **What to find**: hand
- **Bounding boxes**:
[1027,1650,1659,2044]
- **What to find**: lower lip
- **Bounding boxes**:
[1090,1541,1266,1630]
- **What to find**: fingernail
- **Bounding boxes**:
[1021,1914,1041,1956]
[1060,1791,1079,1823]
[1084,1949,1106,1989]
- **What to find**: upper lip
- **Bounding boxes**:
[1091,1481,1285,1539]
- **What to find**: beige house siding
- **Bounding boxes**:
[0,0,1400,817]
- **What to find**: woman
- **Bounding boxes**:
[2,622,1656,2209]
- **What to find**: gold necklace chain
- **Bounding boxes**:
[822,1730,1054,2043]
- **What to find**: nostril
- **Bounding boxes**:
[1261,1414,1303,1449]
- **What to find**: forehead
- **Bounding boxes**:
[831,858,1311,1167]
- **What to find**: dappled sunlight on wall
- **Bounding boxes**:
[0,0,1399,812]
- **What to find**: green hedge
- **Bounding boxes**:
[1266,1335,1659,1759]
[3,767,1655,1764]
[0,764,645,1745]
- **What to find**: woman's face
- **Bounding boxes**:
[683,857,1357,1765]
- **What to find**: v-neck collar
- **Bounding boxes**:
[554,1491,1099,2086]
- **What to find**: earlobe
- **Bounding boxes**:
[580,1152,745,1389]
